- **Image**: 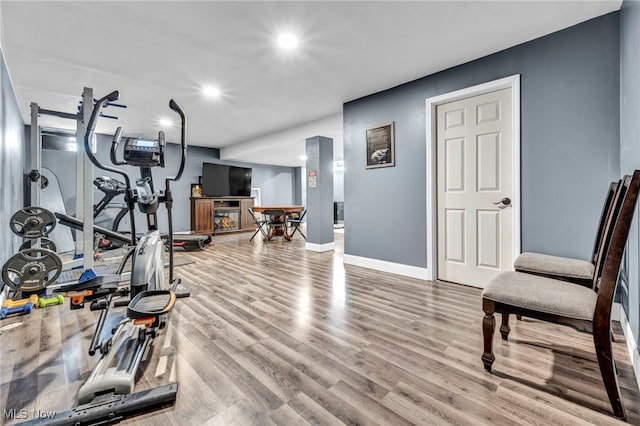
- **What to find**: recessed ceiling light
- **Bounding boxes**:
[202,85,221,98]
[158,118,173,128]
[277,32,299,50]
[299,155,307,161]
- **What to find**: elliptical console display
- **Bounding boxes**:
[123,137,165,167]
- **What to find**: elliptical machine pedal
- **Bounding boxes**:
[127,289,176,319]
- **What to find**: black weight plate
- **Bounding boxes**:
[2,248,63,292]
[10,207,57,238]
[19,238,57,253]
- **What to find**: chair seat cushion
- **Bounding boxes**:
[514,252,594,280]
[482,271,597,320]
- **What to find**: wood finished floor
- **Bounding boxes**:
[1,231,639,425]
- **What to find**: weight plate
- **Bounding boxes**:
[19,238,57,253]
[1,248,63,292]
[10,207,57,238]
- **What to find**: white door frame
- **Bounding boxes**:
[425,74,521,282]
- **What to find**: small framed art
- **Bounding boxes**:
[365,122,395,169]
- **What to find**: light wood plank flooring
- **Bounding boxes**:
[1,231,639,425]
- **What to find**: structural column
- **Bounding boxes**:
[305,136,334,252]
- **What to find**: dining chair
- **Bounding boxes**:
[287,209,306,240]
[514,180,619,288]
[248,207,269,242]
[480,170,640,421]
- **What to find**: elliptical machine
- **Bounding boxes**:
[25,91,189,425]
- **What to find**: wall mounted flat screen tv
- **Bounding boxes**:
[202,163,252,197]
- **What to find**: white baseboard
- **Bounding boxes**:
[618,304,640,392]
[305,242,335,252]
[343,254,430,280]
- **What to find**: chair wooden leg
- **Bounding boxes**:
[594,328,627,420]
[500,313,510,340]
[482,299,496,372]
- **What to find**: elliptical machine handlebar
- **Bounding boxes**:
[164,99,187,284]
[84,90,137,244]
[84,91,132,190]
[110,127,126,166]
[166,99,187,188]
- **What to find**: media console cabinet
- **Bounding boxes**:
[190,196,255,235]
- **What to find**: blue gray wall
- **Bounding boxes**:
[297,165,344,207]
[37,132,297,234]
[293,167,303,205]
[620,0,640,360]
[0,47,25,270]
[344,12,620,268]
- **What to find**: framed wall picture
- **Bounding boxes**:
[365,122,395,169]
[191,183,202,197]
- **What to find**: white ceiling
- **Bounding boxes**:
[0,1,621,167]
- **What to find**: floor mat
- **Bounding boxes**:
[56,256,194,284]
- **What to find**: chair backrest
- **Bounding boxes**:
[592,171,640,327]
[289,209,306,222]
[592,181,627,290]
[591,181,620,264]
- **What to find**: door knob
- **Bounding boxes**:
[493,197,511,206]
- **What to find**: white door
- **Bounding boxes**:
[436,88,513,287]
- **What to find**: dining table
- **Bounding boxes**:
[251,205,304,241]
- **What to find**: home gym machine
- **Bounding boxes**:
[28,87,126,274]
[20,91,190,425]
